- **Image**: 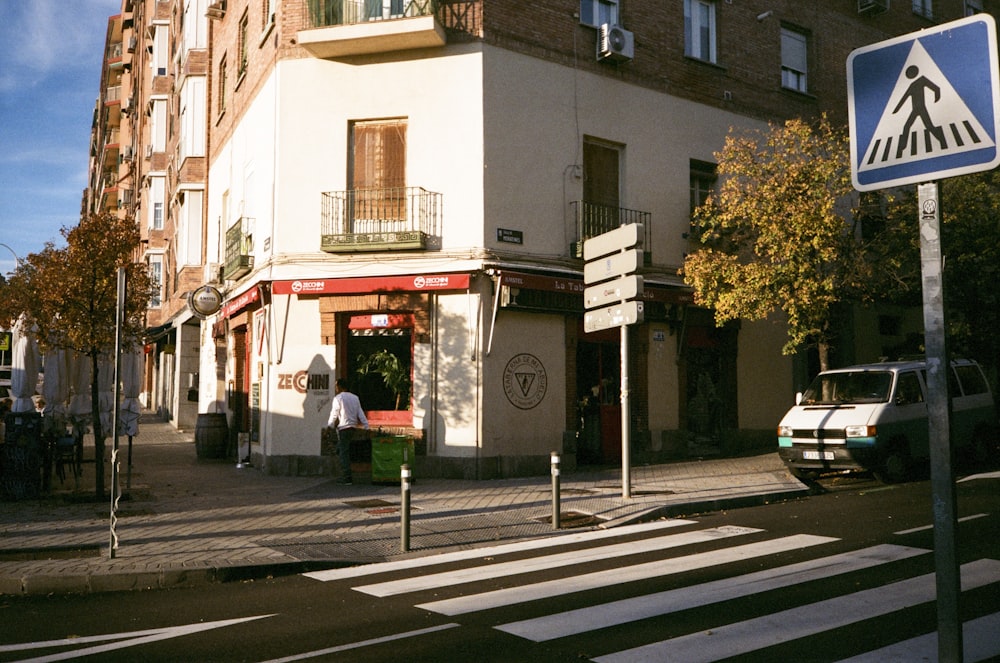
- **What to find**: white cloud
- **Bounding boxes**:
[0,0,119,93]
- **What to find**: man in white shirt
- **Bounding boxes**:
[327,378,369,484]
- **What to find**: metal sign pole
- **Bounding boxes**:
[620,324,631,499]
[917,182,961,662]
[109,268,126,558]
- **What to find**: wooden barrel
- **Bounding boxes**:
[195,413,229,459]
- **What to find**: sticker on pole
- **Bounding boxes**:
[848,14,1000,191]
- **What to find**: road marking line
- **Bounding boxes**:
[302,519,697,582]
[356,526,763,597]
[593,558,1000,663]
[834,611,1000,662]
[497,543,928,642]
[257,624,460,663]
[893,512,990,535]
[0,615,275,663]
[418,534,836,616]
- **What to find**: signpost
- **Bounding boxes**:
[848,15,1000,661]
[583,224,644,499]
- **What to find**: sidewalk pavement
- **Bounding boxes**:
[0,414,808,596]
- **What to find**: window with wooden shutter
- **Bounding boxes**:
[350,119,407,228]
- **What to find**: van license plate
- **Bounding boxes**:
[803,450,834,461]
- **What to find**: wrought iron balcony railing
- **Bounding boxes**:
[224,217,255,280]
[570,201,652,263]
[306,0,435,27]
[321,186,440,252]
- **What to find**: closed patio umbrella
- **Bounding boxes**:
[10,315,40,414]
[42,346,69,434]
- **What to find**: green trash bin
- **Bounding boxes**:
[371,434,414,483]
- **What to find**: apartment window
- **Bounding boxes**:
[148,255,163,308]
[781,27,808,93]
[262,0,275,28]
[580,0,618,27]
[350,119,407,225]
[684,0,716,63]
[150,176,165,230]
[690,159,717,215]
[913,0,933,18]
[150,98,168,152]
[218,56,227,115]
[965,0,983,15]
[238,12,249,78]
[151,23,169,76]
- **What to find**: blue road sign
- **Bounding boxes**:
[848,14,1000,191]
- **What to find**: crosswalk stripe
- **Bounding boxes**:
[593,558,1000,663]
[496,543,928,642]
[354,525,763,598]
[834,611,1000,663]
[417,534,837,616]
[302,518,697,582]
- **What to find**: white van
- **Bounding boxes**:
[777,358,997,482]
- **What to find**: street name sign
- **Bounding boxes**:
[584,274,644,309]
[583,222,644,260]
[583,248,643,285]
[848,14,1000,191]
[584,301,644,334]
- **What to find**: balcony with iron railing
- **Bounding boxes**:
[321,186,440,252]
[224,217,255,280]
[570,201,652,264]
[299,0,445,58]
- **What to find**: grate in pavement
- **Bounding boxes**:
[534,511,606,528]
[344,499,396,509]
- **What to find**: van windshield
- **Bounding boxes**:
[800,371,893,405]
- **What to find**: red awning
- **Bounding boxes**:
[272,273,470,296]
[220,285,260,318]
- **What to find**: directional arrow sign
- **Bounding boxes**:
[584,301,644,333]
[583,223,644,261]
[584,274,644,310]
[848,14,1000,190]
[583,248,643,285]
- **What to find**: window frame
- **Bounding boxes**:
[912,0,933,18]
[684,0,717,64]
[148,254,163,308]
[580,0,619,28]
[780,26,808,94]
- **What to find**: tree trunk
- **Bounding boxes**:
[818,342,830,373]
[90,352,106,498]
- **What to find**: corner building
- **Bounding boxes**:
[194,0,993,477]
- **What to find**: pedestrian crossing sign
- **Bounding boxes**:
[848,14,1000,191]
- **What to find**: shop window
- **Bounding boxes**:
[346,316,413,412]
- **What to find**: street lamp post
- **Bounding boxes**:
[0,243,21,273]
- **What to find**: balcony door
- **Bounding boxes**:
[582,139,622,238]
[350,119,407,233]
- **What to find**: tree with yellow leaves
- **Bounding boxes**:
[682,116,874,372]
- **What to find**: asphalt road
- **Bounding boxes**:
[2,473,998,662]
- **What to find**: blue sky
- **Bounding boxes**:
[0,0,122,276]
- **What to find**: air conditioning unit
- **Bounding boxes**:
[598,23,634,62]
[122,146,133,161]
[858,0,889,14]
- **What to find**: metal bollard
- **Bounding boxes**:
[551,452,560,530]
[401,463,411,552]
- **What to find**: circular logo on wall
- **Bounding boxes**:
[503,353,548,410]
[188,284,223,318]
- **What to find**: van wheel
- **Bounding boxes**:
[788,466,814,481]
[875,441,910,484]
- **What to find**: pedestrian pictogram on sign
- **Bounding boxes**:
[848,14,1000,191]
